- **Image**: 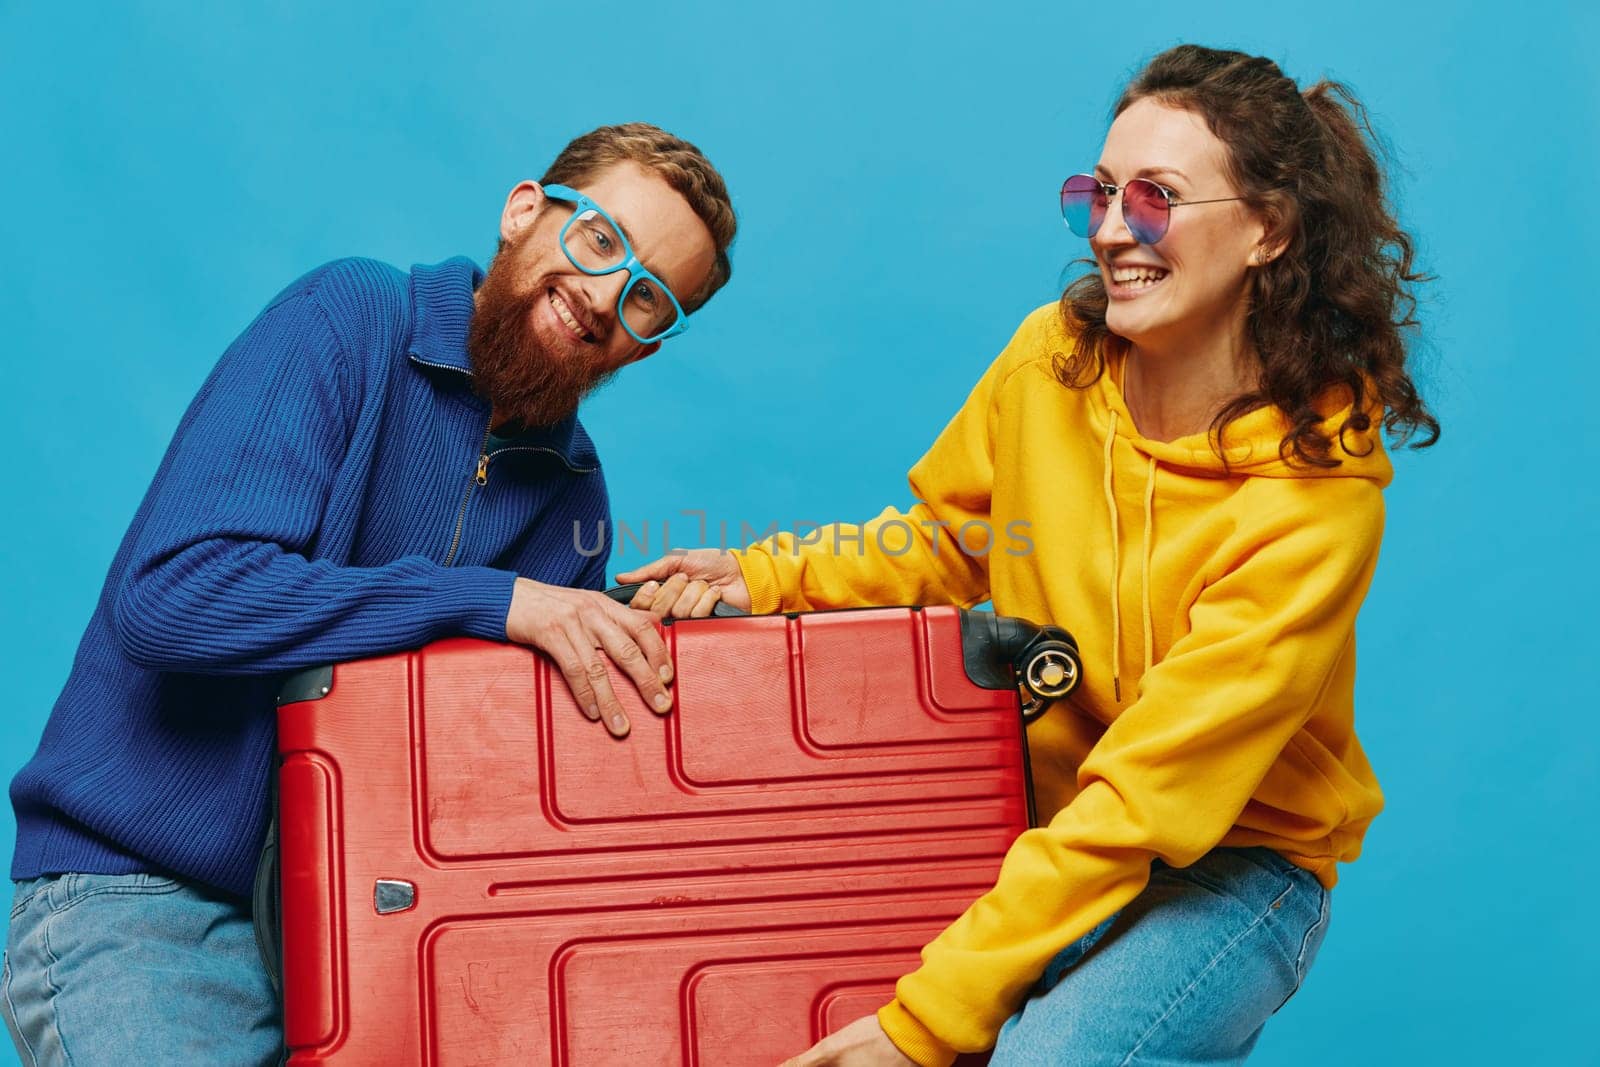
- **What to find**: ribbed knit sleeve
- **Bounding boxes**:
[108,281,515,675]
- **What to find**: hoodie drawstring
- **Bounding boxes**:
[1141,454,1157,680]
[1102,408,1159,704]
[1103,412,1123,702]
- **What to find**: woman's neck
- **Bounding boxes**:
[1121,316,1261,443]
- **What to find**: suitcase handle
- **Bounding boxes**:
[605,582,749,618]
[604,587,1080,716]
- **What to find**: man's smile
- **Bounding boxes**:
[548,288,597,344]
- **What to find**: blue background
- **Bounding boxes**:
[2,3,1593,1062]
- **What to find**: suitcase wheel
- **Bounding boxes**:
[1019,641,1082,721]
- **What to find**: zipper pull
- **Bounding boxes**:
[475,453,489,486]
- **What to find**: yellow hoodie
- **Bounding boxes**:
[732,304,1392,1065]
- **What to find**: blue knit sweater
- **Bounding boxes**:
[9,257,614,898]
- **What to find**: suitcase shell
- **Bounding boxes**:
[275,605,1054,1065]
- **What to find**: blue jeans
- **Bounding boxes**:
[1,872,280,1065]
[991,847,1331,1065]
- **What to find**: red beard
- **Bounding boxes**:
[467,243,617,430]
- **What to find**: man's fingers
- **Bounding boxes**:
[561,616,629,737]
[512,583,690,739]
[547,632,602,724]
[620,605,673,687]
[582,654,630,737]
[592,614,673,716]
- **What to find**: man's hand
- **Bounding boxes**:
[778,1015,919,1067]
[617,548,751,618]
[505,578,674,738]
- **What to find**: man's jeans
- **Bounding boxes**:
[0,847,1326,1065]
[991,846,1332,1065]
[1,872,280,1065]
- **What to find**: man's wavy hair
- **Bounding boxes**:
[1055,45,1439,465]
[536,122,736,314]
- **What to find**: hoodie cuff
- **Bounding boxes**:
[730,548,785,615]
[877,1000,956,1067]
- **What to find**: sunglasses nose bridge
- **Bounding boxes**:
[1092,185,1138,248]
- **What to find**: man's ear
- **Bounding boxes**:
[499,181,546,246]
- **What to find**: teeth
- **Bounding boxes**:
[1112,267,1169,285]
[550,291,588,337]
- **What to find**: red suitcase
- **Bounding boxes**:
[267,602,1080,1065]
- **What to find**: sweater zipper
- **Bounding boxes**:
[480,444,597,475]
[443,420,493,567]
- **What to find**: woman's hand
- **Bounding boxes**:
[617,548,752,618]
[777,1015,918,1067]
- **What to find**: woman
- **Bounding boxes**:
[621,44,1438,1066]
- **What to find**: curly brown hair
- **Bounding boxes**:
[1055,45,1439,466]
[537,122,737,313]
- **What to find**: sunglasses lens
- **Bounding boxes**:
[1122,179,1170,245]
[1060,175,1107,238]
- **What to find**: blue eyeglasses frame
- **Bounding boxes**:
[542,183,690,345]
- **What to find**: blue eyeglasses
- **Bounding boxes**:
[542,184,690,345]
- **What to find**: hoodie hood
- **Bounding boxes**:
[1095,357,1395,486]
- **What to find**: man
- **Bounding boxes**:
[1,122,736,1063]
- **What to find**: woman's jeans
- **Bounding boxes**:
[992,847,1332,1065]
[0,847,1327,1065]
[1,872,280,1066]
